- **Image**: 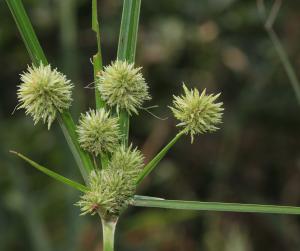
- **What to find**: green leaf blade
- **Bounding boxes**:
[92,0,105,109]
[6,0,94,181]
[10,151,89,193]
[117,0,141,146]
[5,0,47,65]
[136,131,184,185]
[132,196,300,215]
[58,112,94,182]
[117,0,141,62]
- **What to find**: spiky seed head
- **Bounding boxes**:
[170,84,224,142]
[17,63,73,129]
[77,109,120,156]
[109,144,144,179]
[76,169,136,217]
[76,145,145,217]
[97,60,151,115]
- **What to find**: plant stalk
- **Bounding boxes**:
[101,217,118,251]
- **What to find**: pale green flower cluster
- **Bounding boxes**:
[17,64,73,129]
[170,84,224,142]
[16,60,224,218]
[97,60,151,114]
[77,145,144,217]
[76,109,120,156]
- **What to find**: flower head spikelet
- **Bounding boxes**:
[77,109,120,156]
[76,169,136,217]
[17,63,73,129]
[76,145,145,216]
[109,144,145,179]
[170,84,224,142]
[97,60,151,115]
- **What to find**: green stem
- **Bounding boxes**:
[136,131,185,184]
[58,111,94,182]
[92,0,105,109]
[117,0,141,146]
[119,110,130,146]
[101,218,118,251]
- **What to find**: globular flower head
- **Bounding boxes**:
[170,84,224,142]
[77,109,120,156]
[76,145,145,217]
[97,60,151,115]
[17,63,73,129]
[76,169,137,217]
[109,144,144,179]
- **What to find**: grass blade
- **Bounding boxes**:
[92,0,105,109]
[6,0,94,181]
[132,196,300,215]
[117,0,141,62]
[58,112,94,181]
[117,0,142,146]
[5,0,47,65]
[136,131,184,184]
[257,0,300,105]
[10,151,89,193]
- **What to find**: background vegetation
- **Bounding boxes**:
[1,0,300,250]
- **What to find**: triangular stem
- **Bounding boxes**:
[101,217,118,251]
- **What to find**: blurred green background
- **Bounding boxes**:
[1,0,300,250]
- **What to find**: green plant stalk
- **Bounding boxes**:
[117,0,141,146]
[257,0,300,105]
[101,218,118,251]
[10,151,88,192]
[6,0,47,65]
[92,0,105,109]
[92,0,110,169]
[136,131,185,184]
[266,28,300,105]
[132,197,300,215]
[58,112,94,181]
[6,0,94,181]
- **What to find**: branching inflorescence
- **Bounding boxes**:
[15,61,224,218]
[8,1,300,250]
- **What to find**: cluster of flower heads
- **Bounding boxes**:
[76,145,144,216]
[16,61,224,217]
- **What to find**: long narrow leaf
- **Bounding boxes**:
[58,112,94,181]
[6,0,94,181]
[117,0,141,62]
[5,0,47,65]
[10,151,89,193]
[132,196,300,215]
[136,131,184,184]
[92,0,105,109]
[92,0,108,168]
[117,0,142,146]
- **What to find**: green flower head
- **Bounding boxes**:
[77,109,120,156]
[17,63,73,129]
[76,145,144,217]
[109,144,144,178]
[170,84,224,142]
[76,169,136,217]
[97,60,151,115]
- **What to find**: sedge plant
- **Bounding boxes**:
[6,0,300,250]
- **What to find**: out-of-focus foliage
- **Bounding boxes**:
[1,0,300,250]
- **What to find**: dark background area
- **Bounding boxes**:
[1,0,300,250]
